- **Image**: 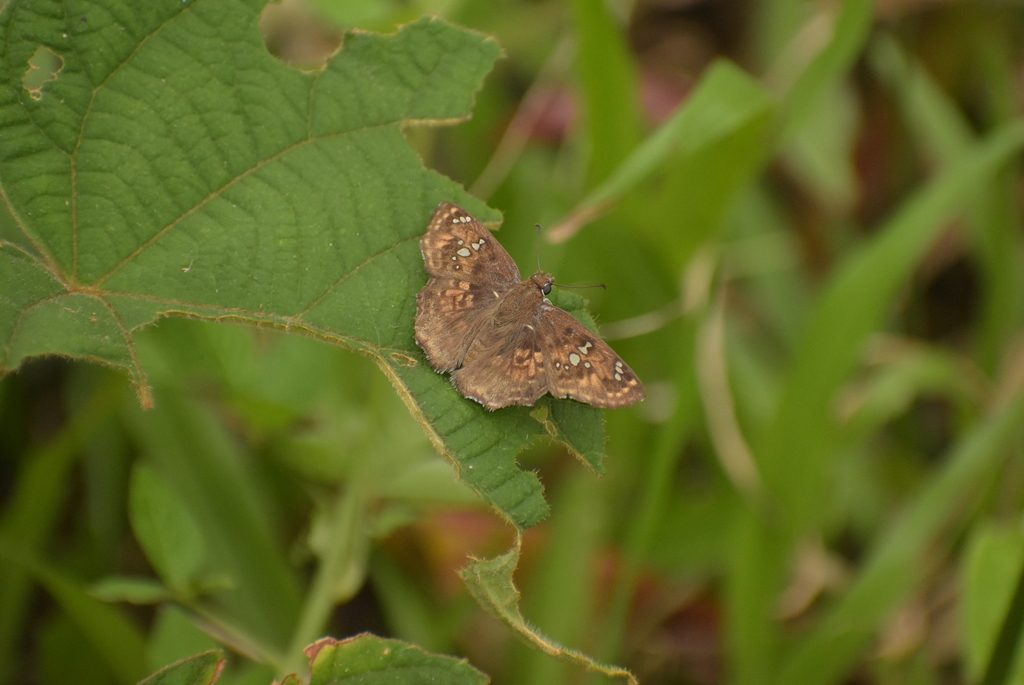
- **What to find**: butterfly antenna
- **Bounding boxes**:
[557,282,607,290]
[534,223,544,273]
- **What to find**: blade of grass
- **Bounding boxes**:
[776,0,874,144]
[0,539,148,685]
[595,317,702,667]
[760,119,1024,531]
[550,61,774,243]
[0,371,125,683]
[570,0,643,187]
[731,120,1024,684]
[981,554,1024,685]
[776,390,1024,685]
[870,32,1024,376]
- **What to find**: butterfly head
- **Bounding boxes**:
[528,273,554,299]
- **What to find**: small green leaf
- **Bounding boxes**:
[90,576,174,605]
[138,650,224,685]
[459,545,637,684]
[129,464,205,593]
[459,549,524,628]
[305,634,488,684]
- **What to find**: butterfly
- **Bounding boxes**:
[414,202,644,410]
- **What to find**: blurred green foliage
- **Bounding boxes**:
[3,0,1024,683]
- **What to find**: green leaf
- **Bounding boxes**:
[459,545,637,684]
[90,576,174,605]
[138,650,224,685]
[0,1,606,531]
[129,464,206,593]
[304,634,488,685]
[0,5,498,391]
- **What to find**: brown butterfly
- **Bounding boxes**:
[414,202,644,410]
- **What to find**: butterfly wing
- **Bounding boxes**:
[535,305,645,408]
[452,297,645,410]
[420,202,521,285]
[415,278,503,372]
[416,203,522,372]
[451,318,550,410]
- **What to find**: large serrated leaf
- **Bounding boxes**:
[0,0,612,530]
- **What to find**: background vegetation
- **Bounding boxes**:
[2,0,1024,683]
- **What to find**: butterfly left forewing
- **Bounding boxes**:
[536,305,645,408]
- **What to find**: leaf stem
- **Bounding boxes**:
[280,487,368,679]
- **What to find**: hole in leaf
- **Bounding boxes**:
[259,0,340,69]
[23,46,64,100]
